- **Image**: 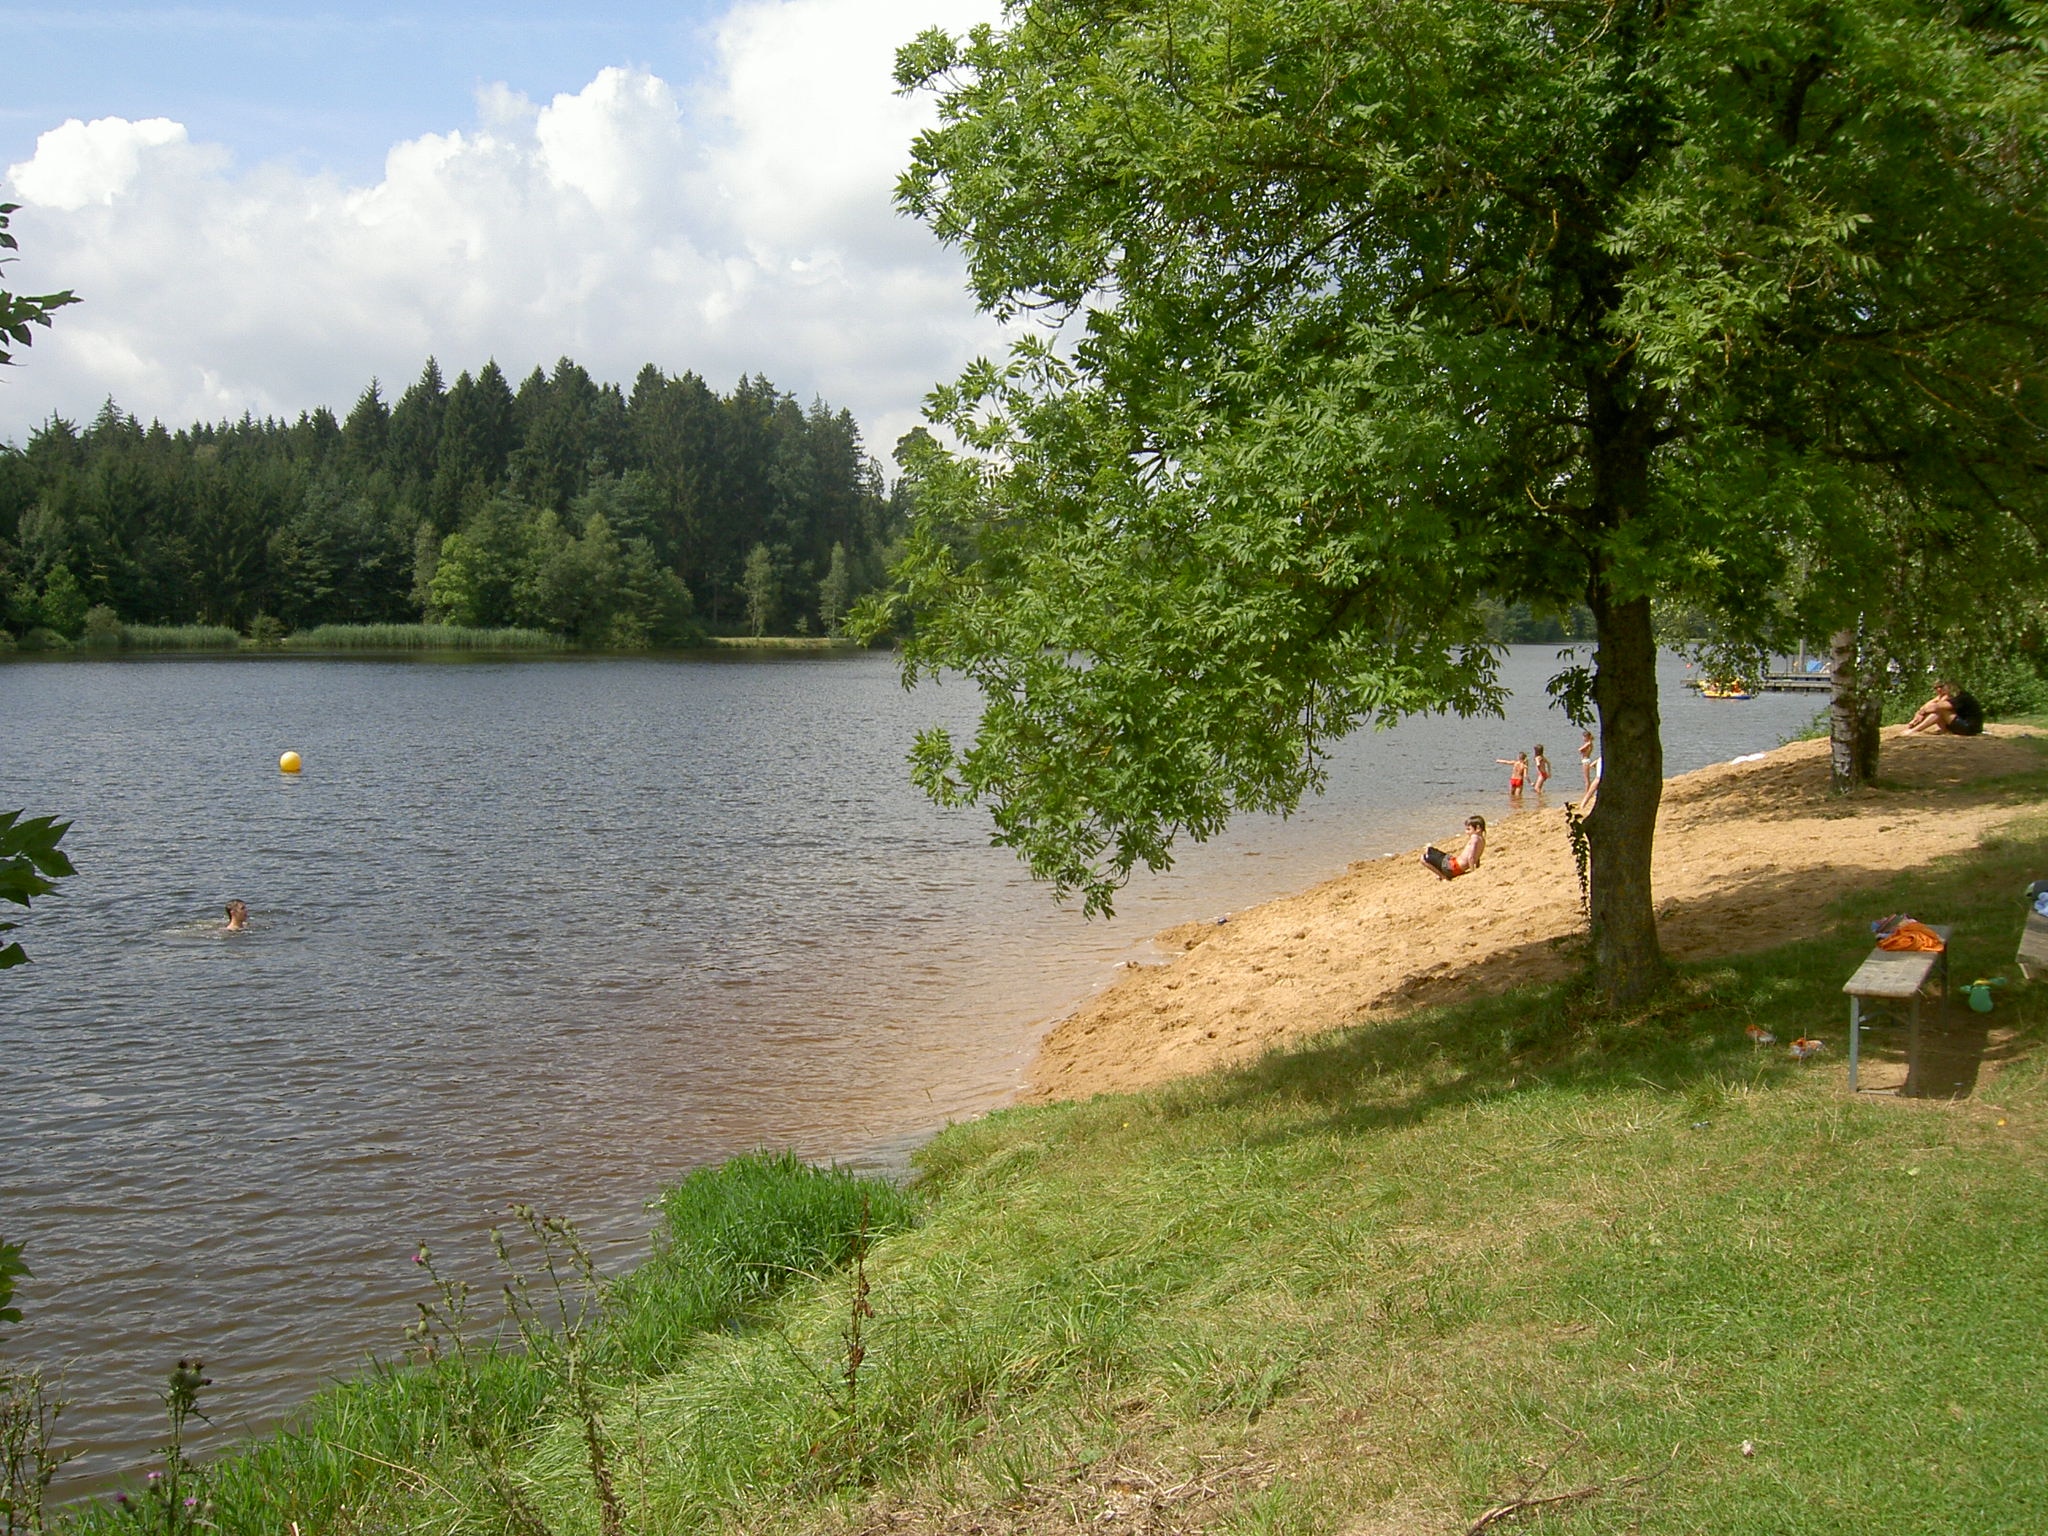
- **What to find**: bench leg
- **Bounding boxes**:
[1849,996,1861,1092]
[1906,992,1922,1097]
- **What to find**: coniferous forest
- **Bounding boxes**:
[0,357,907,648]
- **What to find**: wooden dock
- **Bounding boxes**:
[1683,672,1833,694]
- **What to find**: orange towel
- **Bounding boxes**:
[1878,920,1945,952]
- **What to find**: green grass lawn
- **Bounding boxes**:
[54,806,2048,1535]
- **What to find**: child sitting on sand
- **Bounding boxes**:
[1422,816,1486,880]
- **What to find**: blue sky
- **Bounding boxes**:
[0,0,1002,451]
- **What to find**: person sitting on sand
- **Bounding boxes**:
[1904,681,1984,736]
[224,899,248,931]
[1422,816,1486,880]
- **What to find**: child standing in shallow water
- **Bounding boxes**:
[1496,750,1528,800]
[1579,729,1596,792]
[1532,744,1551,792]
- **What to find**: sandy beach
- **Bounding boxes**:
[1028,725,2048,1101]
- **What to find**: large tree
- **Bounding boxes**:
[882,0,2048,1003]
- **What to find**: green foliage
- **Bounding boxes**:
[0,203,77,366]
[1952,658,2048,721]
[13,628,67,653]
[0,1238,24,1336]
[0,809,73,971]
[80,603,122,649]
[35,565,84,640]
[882,0,2048,994]
[427,497,705,647]
[244,613,286,647]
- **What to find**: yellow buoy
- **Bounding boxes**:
[280,750,303,774]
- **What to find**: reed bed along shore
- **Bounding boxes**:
[5,622,576,654]
[279,623,567,651]
[15,736,2048,1534]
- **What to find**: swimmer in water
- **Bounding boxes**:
[224,899,248,931]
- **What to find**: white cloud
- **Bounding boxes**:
[0,0,1005,459]
[6,115,202,211]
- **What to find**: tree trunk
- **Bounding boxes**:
[1829,628,1859,793]
[1828,627,1882,791]
[1585,587,1667,1007]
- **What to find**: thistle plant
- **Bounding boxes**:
[834,1193,875,1485]
[112,1359,210,1535]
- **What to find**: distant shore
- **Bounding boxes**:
[1028,726,2048,1101]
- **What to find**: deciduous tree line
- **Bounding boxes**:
[0,357,907,646]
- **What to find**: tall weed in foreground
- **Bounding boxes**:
[407,1236,557,1535]
[0,1366,66,1534]
[0,1238,66,1533]
[491,1208,625,1536]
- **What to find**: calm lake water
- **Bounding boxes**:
[0,646,1816,1489]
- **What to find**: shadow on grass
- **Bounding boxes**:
[1178,823,2048,1145]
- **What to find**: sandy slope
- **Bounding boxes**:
[1027,725,2048,1102]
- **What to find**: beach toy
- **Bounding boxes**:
[1963,977,2007,1013]
[279,750,302,774]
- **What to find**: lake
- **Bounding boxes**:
[0,646,1818,1489]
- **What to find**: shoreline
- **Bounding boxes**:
[1026,726,2048,1102]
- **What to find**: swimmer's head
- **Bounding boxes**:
[224,900,248,930]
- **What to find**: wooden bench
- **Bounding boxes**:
[2018,909,2048,981]
[1844,924,1950,1093]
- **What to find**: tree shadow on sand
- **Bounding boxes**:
[1174,826,2048,1144]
